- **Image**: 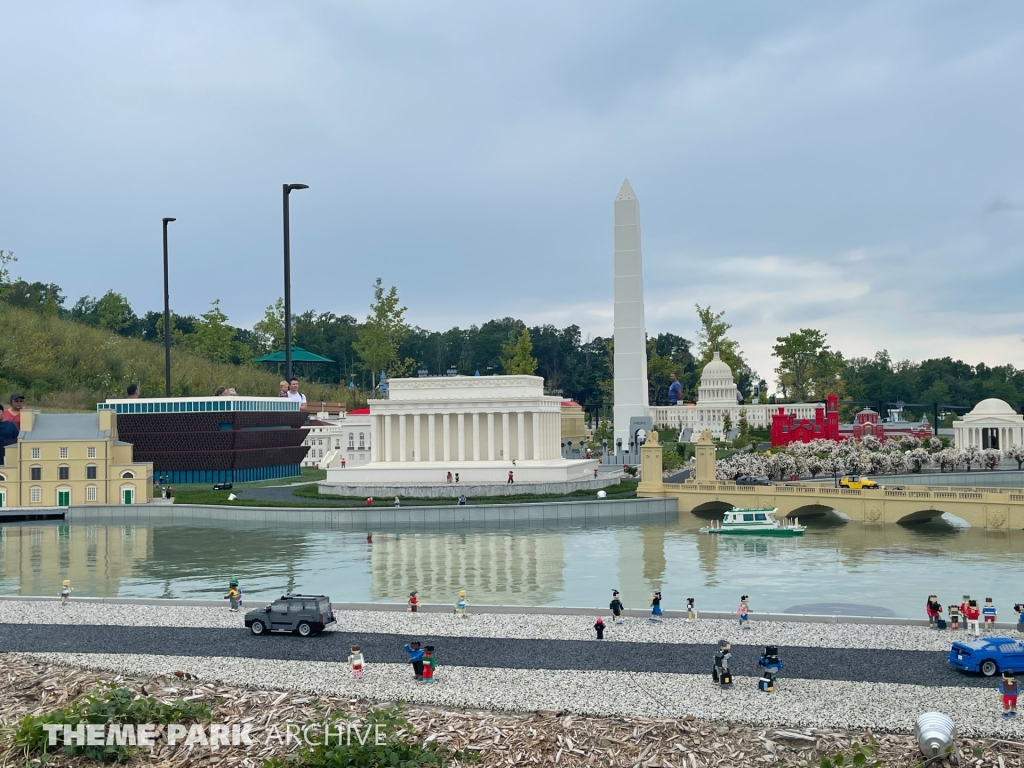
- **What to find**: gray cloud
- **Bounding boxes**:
[0,0,1021,388]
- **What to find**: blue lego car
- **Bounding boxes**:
[948,636,1024,677]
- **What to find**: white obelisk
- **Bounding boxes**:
[613,179,649,451]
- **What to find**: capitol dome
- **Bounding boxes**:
[968,398,1017,416]
[697,351,739,404]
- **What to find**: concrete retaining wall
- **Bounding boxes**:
[316,475,619,499]
[64,497,678,528]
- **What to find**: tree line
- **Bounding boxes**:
[3,250,1023,419]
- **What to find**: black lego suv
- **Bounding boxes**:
[245,594,336,637]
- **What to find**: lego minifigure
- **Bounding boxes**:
[757,645,783,692]
[366,497,373,506]
[421,646,436,683]
[999,670,1018,718]
[737,595,751,629]
[649,590,662,623]
[1015,604,1024,636]
[594,617,605,639]
[966,599,981,635]
[610,590,625,624]
[983,598,997,629]
[224,580,240,612]
[686,597,697,622]
[348,645,364,680]
[367,533,373,544]
[454,590,468,618]
[404,641,424,681]
[60,580,73,606]
[960,595,971,627]
[394,496,401,507]
[948,601,960,631]
[408,591,419,615]
[712,639,733,688]
[926,595,942,629]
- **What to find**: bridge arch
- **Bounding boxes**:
[690,500,734,518]
[895,508,968,526]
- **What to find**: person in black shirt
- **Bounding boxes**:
[610,590,624,624]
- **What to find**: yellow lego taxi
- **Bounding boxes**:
[839,475,879,490]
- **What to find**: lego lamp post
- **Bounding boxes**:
[282,183,309,382]
[161,217,176,397]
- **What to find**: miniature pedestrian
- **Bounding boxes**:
[1000,670,1018,718]
[960,595,971,627]
[949,601,960,631]
[593,467,599,479]
[966,598,981,635]
[757,646,783,692]
[594,617,605,639]
[507,471,514,484]
[60,579,73,605]
[455,473,460,483]
[686,597,697,623]
[421,646,436,683]
[610,590,625,624]
[408,590,419,615]
[225,580,240,612]
[404,641,425,681]
[926,595,942,629]
[737,595,751,629]
[454,589,468,618]
[394,495,401,507]
[983,598,997,629]
[458,494,467,505]
[367,533,373,544]
[348,645,364,680]
[649,590,662,623]
[1015,604,1024,636]
[366,496,373,506]
[712,640,733,688]
[446,472,453,484]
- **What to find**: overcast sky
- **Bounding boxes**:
[2,1,1021,385]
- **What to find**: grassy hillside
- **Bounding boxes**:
[0,305,360,411]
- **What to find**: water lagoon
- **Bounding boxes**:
[0,513,1019,619]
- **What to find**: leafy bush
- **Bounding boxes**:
[7,683,211,763]
[262,705,474,768]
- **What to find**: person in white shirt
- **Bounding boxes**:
[286,378,307,407]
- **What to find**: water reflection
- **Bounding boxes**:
[0,513,1021,617]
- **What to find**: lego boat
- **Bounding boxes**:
[699,508,806,537]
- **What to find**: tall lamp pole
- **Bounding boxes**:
[282,183,309,382]
[161,217,176,397]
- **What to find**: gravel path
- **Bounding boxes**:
[1,622,983,687]
[2,600,1002,651]
[20,652,1024,740]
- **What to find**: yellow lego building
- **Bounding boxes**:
[0,410,152,507]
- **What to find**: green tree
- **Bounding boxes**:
[694,305,755,396]
[353,278,410,390]
[95,291,137,335]
[772,328,844,401]
[191,299,236,388]
[722,412,733,438]
[252,298,285,356]
[501,328,538,375]
[0,250,15,289]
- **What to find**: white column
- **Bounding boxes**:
[457,413,466,461]
[443,414,451,462]
[428,414,436,462]
[502,412,510,461]
[383,415,393,462]
[487,412,495,461]
[517,412,526,461]
[413,414,421,461]
[472,413,480,461]
[398,414,407,462]
[536,411,544,460]
[371,416,380,462]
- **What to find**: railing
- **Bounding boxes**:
[884,490,907,498]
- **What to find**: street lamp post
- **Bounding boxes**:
[282,183,309,382]
[161,217,176,397]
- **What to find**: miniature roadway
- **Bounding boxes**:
[2,600,1023,739]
